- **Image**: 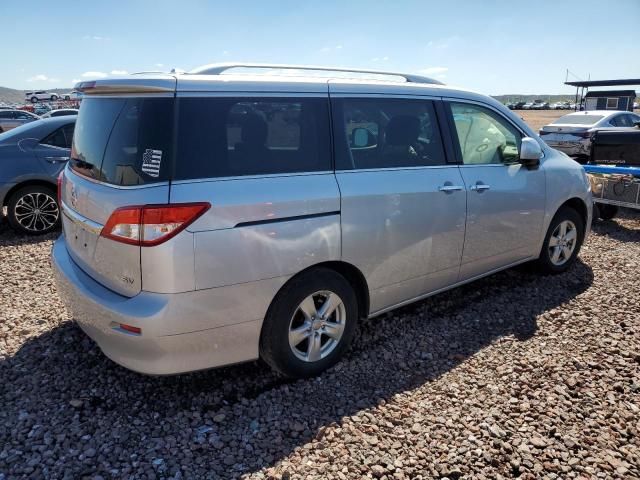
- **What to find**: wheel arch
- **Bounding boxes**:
[268,260,371,322]
[3,179,57,207]
[558,197,588,229]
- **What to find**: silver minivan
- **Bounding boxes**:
[52,64,592,378]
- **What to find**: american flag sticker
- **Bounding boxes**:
[141,149,162,178]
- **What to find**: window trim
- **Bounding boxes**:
[330,94,452,171]
[40,123,75,149]
[443,98,535,166]
[606,97,619,109]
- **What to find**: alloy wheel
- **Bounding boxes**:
[548,220,577,266]
[288,290,346,362]
[14,192,59,233]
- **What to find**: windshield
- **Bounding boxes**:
[70,97,174,185]
[551,114,604,126]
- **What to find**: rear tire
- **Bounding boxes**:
[50,95,58,101]
[7,185,60,235]
[598,204,618,221]
[31,97,38,103]
[534,206,584,274]
[260,268,358,378]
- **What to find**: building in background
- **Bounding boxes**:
[584,90,636,111]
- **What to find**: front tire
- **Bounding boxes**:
[260,268,358,378]
[31,97,38,103]
[6,185,60,235]
[50,95,58,101]
[534,206,584,274]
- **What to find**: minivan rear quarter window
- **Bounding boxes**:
[174,97,330,180]
[71,97,173,185]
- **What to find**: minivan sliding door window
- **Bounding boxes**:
[332,98,447,170]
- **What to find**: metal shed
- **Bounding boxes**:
[565,78,640,111]
[584,90,636,111]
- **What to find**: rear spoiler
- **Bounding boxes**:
[74,76,176,95]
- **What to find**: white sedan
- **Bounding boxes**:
[539,110,640,160]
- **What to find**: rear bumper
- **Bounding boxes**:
[51,236,268,375]
[546,139,591,157]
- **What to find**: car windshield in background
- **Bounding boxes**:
[70,97,173,185]
[551,115,604,126]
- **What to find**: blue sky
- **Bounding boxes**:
[2,0,639,94]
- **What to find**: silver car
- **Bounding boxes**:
[0,109,40,133]
[52,64,592,378]
[539,110,640,159]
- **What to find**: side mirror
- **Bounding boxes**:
[519,137,542,168]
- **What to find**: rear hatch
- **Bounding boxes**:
[60,76,176,296]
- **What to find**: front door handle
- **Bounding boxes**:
[438,184,464,193]
[470,183,491,192]
[44,156,70,163]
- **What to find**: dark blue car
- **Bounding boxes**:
[0,116,76,234]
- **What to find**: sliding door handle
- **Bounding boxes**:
[470,183,491,192]
[438,184,464,193]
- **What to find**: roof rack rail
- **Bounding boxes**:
[188,62,444,85]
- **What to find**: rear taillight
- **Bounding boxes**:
[100,203,210,246]
[57,171,63,206]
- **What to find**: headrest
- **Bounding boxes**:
[385,115,420,146]
[240,113,268,145]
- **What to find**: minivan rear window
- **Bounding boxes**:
[70,97,173,185]
[174,97,330,180]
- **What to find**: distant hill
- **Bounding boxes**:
[0,86,71,105]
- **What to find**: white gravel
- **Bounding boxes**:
[1,211,639,480]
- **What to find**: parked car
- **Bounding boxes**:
[52,64,592,378]
[0,109,40,133]
[61,91,83,101]
[539,110,640,160]
[531,102,550,110]
[33,104,52,116]
[0,116,75,234]
[522,102,535,110]
[25,91,59,103]
[40,109,79,118]
[512,101,526,110]
[551,102,571,110]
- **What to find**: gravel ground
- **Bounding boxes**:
[1,211,639,480]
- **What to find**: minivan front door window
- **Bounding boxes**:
[450,103,521,165]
